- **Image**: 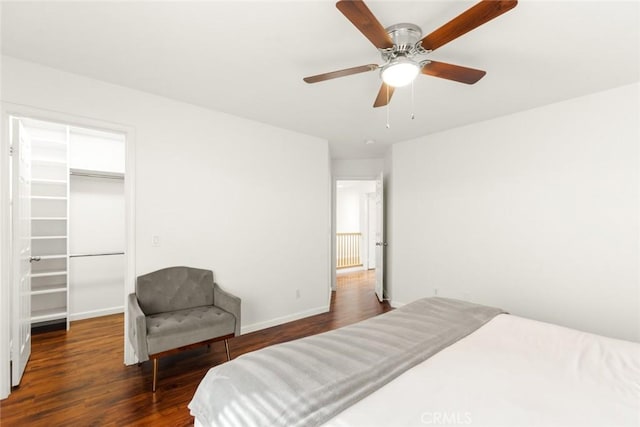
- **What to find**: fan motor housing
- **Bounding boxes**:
[385,23,422,52]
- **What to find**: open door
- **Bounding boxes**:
[11,118,32,386]
[374,172,385,302]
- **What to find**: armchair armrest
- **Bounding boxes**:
[128,293,149,362]
[214,283,241,336]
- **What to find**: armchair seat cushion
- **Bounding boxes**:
[146,305,236,355]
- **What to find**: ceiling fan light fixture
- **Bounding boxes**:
[381,57,420,88]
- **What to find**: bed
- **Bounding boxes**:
[189,297,640,427]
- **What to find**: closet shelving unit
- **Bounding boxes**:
[29,130,70,329]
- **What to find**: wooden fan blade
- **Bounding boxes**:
[420,0,517,52]
[336,0,393,49]
[373,83,395,108]
[304,64,378,84]
[421,61,486,84]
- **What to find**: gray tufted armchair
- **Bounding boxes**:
[128,266,241,391]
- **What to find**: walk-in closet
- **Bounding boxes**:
[17,118,125,330]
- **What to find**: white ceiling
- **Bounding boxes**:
[1,1,638,159]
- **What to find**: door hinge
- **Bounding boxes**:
[9,146,14,156]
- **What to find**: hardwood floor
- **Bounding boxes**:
[0,270,389,426]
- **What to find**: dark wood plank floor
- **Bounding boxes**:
[0,270,390,426]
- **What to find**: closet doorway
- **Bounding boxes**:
[68,126,125,322]
[8,116,127,387]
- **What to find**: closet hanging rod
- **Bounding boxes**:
[69,252,124,258]
[70,170,124,180]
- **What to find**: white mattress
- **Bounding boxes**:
[195,314,640,427]
[325,314,640,427]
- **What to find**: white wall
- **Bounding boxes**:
[68,127,126,320]
[69,127,125,174]
[332,158,383,178]
[389,83,639,342]
[336,185,361,233]
[69,176,125,320]
[1,57,331,348]
[336,181,375,233]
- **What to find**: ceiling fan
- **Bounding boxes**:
[303,0,518,108]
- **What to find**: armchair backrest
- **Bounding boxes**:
[136,266,214,315]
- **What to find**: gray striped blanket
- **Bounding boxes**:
[189,297,505,427]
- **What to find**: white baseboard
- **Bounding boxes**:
[69,306,124,322]
[241,305,330,335]
[389,300,406,308]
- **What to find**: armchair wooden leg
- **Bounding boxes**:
[152,358,158,392]
[224,339,231,361]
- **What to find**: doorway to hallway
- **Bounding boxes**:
[335,180,376,272]
[334,174,385,302]
[333,269,385,321]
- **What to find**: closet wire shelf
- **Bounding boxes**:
[69,252,124,258]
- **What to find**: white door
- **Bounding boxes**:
[374,172,385,302]
[367,193,376,269]
[11,119,32,386]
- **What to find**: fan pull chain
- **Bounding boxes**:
[386,85,391,129]
[411,80,415,120]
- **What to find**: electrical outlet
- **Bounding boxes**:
[152,235,160,247]
[296,289,301,299]
[434,288,439,296]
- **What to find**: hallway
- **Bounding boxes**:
[332,269,384,327]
